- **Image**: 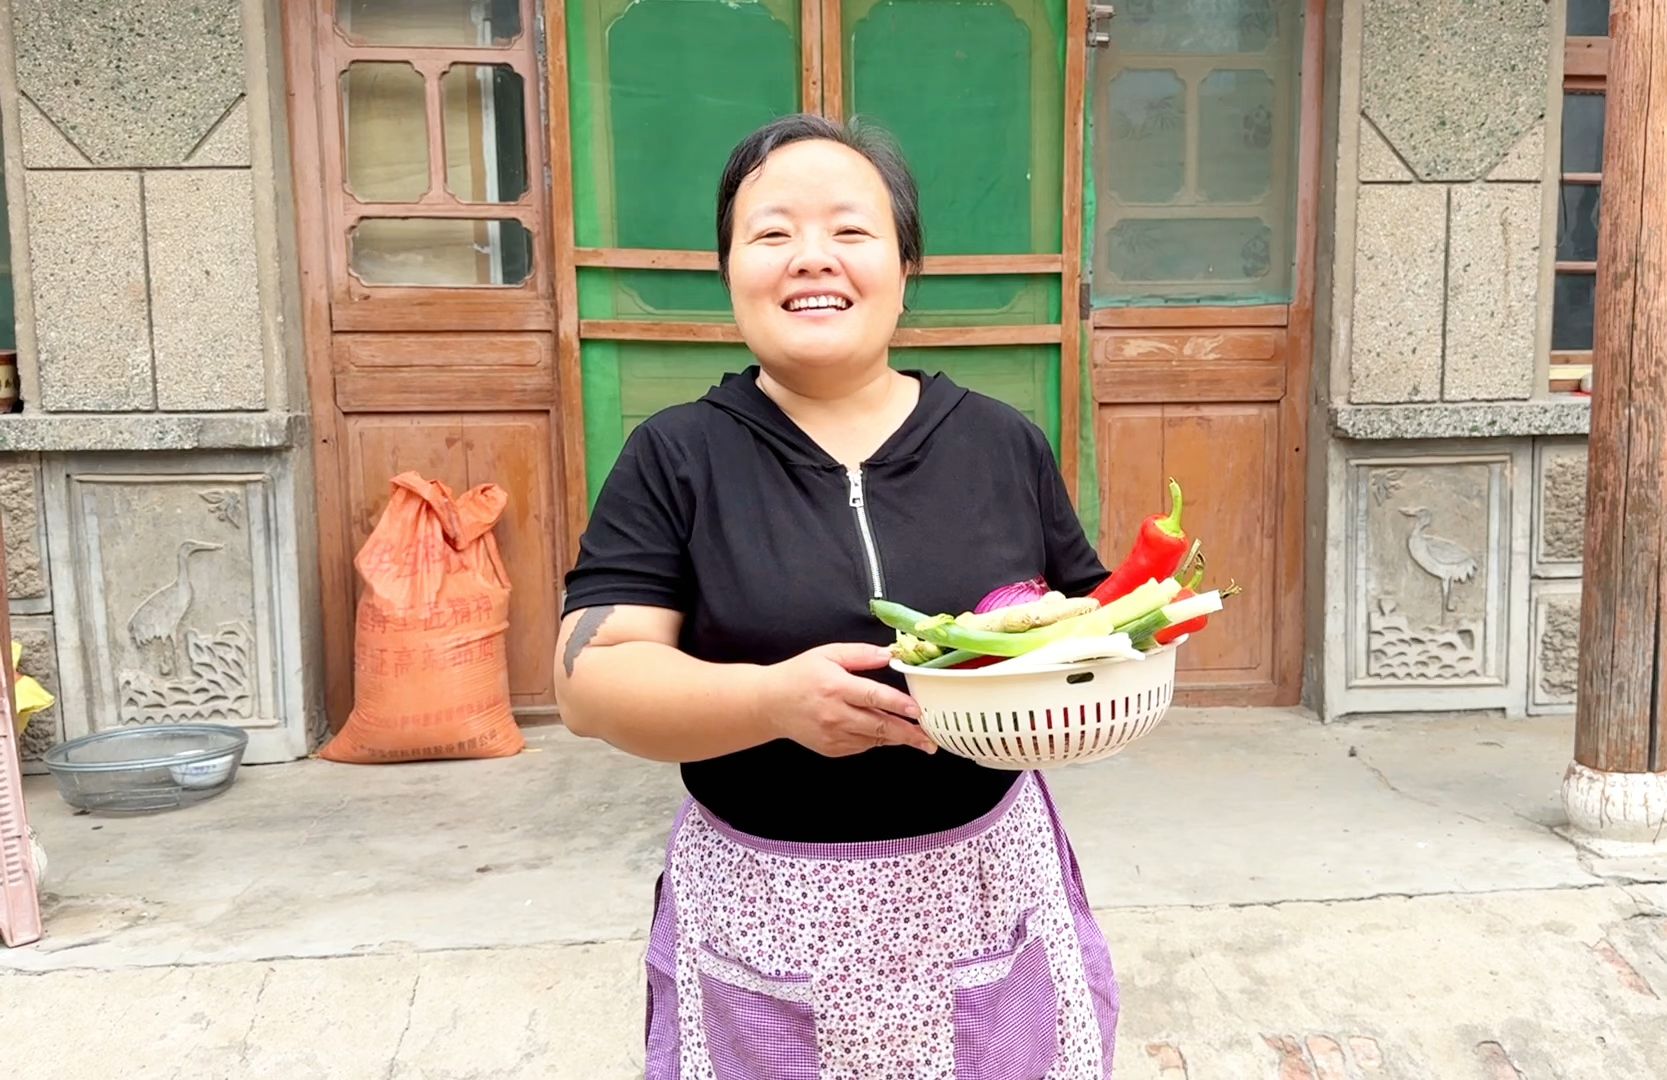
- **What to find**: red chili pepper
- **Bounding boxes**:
[1087,478,1189,606]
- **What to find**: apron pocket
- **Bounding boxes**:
[950,911,1060,1080]
[644,875,680,1079]
[696,942,818,1080]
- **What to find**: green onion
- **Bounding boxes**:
[872,598,1121,658]
[1117,590,1224,648]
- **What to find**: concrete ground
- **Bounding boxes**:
[3,708,1665,1079]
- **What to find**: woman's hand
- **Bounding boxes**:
[756,643,938,757]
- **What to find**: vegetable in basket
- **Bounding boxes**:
[1086,478,1190,606]
[1115,587,1237,649]
[955,592,1100,632]
[970,576,1050,613]
[891,633,944,666]
[889,578,1111,668]
[1152,564,1239,644]
[876,578,1182,664]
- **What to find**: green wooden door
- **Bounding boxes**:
[565,0,803,499]
[561,0,1089,525]
[842,0,1066,441]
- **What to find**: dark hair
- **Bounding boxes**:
[715,113,924,286]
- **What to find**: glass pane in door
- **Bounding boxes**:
[1090,0,1303,305]
[1114,0,1278,53]
[349,218,533,286]
[1566,0,1610,37]
[442,64,529,204]
[1102,69,1187,203]
[337,0,522,46]
[341,62,430,203]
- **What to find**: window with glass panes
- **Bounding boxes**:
[1553,0,1609,392]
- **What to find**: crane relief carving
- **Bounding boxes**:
[1398,506,1479,613]
[118,529,255,726]
[128,539,221,677]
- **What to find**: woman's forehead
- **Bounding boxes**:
[736,142,891,217]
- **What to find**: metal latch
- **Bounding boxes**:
[1088,4,1116,47]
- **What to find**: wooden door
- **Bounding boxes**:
[1086,0,1323,705]
[284,0,575,728]
[553,0,1092,511]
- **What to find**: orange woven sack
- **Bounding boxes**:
[321,472,524,764]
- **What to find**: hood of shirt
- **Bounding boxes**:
[698,365,969,469]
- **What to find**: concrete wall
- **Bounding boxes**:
[0,0,321,765]
[1311,0,1590,720]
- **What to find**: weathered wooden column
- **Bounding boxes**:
[1563,0,1667,851]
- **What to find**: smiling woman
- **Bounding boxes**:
[719,119,916,395]
[553,115,1121,1079]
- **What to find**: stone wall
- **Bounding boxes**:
[11,0,267,412]
[1528,440,1585,715]
[0,0,320,762]
[1349,0,1550,405]
[1314,0,1590,720]
[0,457,57,770]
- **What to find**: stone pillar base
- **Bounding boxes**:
[1560,761,1667,856]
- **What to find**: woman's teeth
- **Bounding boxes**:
[785,295,851,312]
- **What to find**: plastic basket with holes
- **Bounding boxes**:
[890,639,1182,769]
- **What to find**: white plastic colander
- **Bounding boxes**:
[891,640,1181,769]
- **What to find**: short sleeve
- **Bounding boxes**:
[1036,433,1108,598]
[561,423,692,616]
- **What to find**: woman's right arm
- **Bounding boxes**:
[554,603,936,764]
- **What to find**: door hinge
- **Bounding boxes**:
[1088,4,1116,48]
[1079,282,1091,319]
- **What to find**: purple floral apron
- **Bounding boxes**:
[643,772,1119,1079]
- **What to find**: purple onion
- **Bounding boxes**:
[972,576,1050,614]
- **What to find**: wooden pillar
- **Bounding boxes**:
[1564,0,1667,848]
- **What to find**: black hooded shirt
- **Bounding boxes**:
[561,366,1108,842]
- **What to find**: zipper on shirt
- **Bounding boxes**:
[846,466,886,597]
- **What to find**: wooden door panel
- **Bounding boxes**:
[462,415,558,711]
[1093,327,1288,403]
[334,333,555,412]
[1158,405,1279,687]
[344,413,558,713]
[346,417,469,551]
[1098,403,1281,697]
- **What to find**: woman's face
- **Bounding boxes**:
[726,139,908,379]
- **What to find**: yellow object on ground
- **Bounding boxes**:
[11,639,54,736]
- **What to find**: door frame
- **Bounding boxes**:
[282,0,567,729]
[1087,0,1325,707]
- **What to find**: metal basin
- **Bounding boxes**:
[41,724,249,814]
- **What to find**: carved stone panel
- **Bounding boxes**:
[1345,452,1520,700]
[1533,439,1587,578]
[1529,580,1581,715]
[0,458,51,614]
[43,454,311,763]
[11,615,62,775]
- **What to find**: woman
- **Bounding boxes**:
[556,114,1119,1079]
